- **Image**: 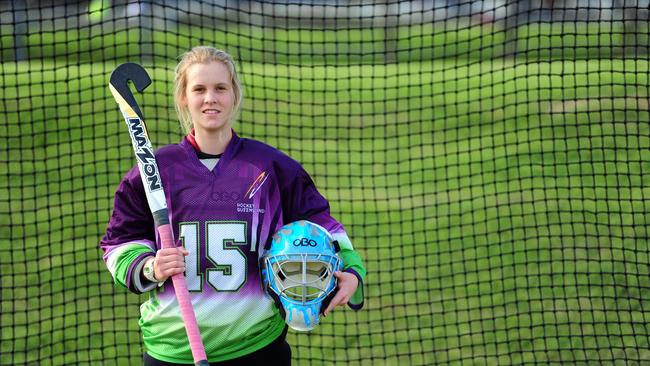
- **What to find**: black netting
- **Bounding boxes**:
[2,1,650,365]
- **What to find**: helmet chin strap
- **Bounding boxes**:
[320,286,338,315]
[265,281,287,320]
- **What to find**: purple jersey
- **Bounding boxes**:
[100,131,354,363]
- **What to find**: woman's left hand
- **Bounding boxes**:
[322,271,359,317]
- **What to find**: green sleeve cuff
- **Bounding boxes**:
[113,245,155,291]
[340,249,366,309]
[334,233,366,310]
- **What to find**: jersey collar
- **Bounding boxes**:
[182,129,241,171]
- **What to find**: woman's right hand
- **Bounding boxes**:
[154,247,189,282]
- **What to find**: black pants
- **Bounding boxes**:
[143,329,291,366]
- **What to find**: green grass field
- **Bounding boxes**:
[4,21,648,63]
[2,51,650,365]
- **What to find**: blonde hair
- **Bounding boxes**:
[174,46,243,134]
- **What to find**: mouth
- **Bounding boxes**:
[202,108,220,115]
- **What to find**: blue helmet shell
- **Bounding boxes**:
[261,220,342,331]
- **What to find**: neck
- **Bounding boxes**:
[193,128,233,155]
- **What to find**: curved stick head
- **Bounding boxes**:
[109,62,152,120]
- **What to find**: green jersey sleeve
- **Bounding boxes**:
[105,242,154,292]
[333,233,366,309]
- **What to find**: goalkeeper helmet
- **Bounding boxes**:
[261,220,342,331]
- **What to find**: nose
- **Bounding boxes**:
[204,90,218,104]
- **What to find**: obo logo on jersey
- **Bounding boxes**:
[128,118,162,192]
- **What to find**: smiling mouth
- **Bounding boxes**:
[202,109,220,114]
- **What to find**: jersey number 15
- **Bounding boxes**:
[179,221,249,292]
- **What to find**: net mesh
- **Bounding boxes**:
[2,1,650,365]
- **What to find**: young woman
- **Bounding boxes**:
[100,46,366,365]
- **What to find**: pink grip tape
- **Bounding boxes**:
[158,224,208,363]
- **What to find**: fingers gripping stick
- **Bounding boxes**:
[109,63,209,366]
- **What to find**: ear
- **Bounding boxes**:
[179,93,188,107]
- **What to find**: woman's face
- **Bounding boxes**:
[181,61,235,135]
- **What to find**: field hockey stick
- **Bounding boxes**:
[109,63,209,366]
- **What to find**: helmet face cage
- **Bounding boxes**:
[270,253,340,303]
[262,221,343,331]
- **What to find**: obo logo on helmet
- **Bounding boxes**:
[293,237,317,247]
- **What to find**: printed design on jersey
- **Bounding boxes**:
[244,170,268,200]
